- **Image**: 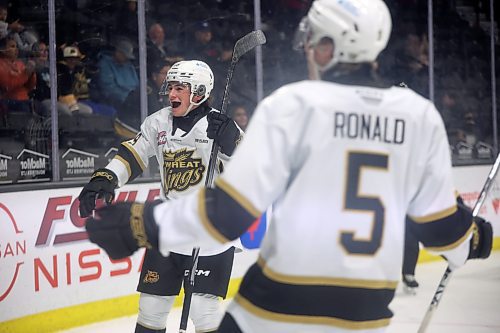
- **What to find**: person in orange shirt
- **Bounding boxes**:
[0,36,36,113]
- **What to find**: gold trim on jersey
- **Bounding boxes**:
[122,141,147,171]
[215,178,261,218]
[234,293,391,329]
[115,155,132,179]
[256,256,398,289]
[426,223,475,251]
[409,205,457,223]
[198,188,230,244]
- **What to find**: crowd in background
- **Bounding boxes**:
[0,0,498,183]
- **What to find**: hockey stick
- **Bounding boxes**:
[179,246,200,333]
[417,152,500,333]
[178,30,266,333]
[205,29,266,188]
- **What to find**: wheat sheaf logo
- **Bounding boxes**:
[162,148,205,196]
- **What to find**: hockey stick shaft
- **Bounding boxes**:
[179,31,266,332]
[417,153,500,333]
[204,30,266,188]
[179,246,200,332]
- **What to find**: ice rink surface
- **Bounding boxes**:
[60,251,500,333]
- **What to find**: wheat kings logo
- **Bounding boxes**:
[162,148,205,196]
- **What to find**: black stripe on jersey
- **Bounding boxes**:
[116,142,146,182]
[408,203,473,250]
[199,179,261,243]
[235,263,394,329]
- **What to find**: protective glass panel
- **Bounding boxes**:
[0,1,51,184]
[53,0,137,181]
[433,1,495,165]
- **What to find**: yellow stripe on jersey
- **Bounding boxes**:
[122,141,147,171]
[257,256,398,289]
[409,205,457,223]
[114,155,132,179]
[215,178,261,218]
[198,188,231,244]
[426,223,475,251]
[234,293,391,330]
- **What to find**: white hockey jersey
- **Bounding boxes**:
[151,81,474,332]
[106,106,237,256]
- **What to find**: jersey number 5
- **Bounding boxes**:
[342,151,388,255]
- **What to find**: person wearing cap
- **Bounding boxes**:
[186,20,219,68]
[96,38,139,111]
[56,45,93,115]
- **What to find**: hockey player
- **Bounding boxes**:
[78,60,242,333]
[84,1,493,332]
[402,216,421,294]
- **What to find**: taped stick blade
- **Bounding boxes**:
[233,30,266,61]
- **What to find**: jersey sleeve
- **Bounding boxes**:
[407,103,457,220]
[407,103,474,269]
[106,120,156,187]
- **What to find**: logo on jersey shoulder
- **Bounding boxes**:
[143,270,160,283]
[128,132,142,146]
[157,131,167,145]
[162,148,205,196]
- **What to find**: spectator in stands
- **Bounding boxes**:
[114,59,174,138]
[186,20,219,67]
[96,38,139,111]
[0,4,38,58]
[147,23,168,64]
[0,36,36,113]
[111,0,140,39]
[394,25,429,98]
[0,4,23,40]
[31,41,51,115]
[229,103,250,132]
[56,45,93,115]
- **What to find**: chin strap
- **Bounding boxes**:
[182,92,207,117]
[306,45,321,80]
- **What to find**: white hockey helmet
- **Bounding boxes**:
[160,60,214,105]
[295,0,392,71]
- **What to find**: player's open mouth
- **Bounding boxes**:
[171,101,181,108]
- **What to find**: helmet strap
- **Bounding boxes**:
[305,43,321,80]
[182,92,206,117]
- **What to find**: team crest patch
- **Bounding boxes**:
[157,131,167,145]
[162,148,205,196]
[143,270,160,283]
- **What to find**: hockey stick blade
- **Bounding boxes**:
[418,152,500,333]
[232,30,266,62]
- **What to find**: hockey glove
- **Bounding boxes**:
[78,168,118,218]
[85,201,161,259]
[468,216,493,260]
[207,112,241,156]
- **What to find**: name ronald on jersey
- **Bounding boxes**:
[333,111,406,144]
[162,148,206,196]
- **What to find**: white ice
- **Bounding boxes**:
[59,251,500,333]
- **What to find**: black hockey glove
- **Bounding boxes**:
[207,111,241,156]
[468,216,493,260]
[85,201,161,259]
[78,168,118,218]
